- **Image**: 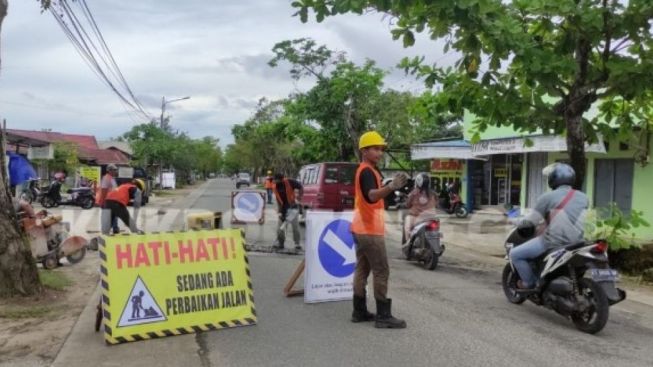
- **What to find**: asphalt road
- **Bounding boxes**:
[49,178,653,367]
[190,179,653,367]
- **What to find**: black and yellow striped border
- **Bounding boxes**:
[99,229,257,345]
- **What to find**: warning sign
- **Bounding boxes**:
[100,229,256,345]
[117,276,167,327]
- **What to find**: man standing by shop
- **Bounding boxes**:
[351,131,408,329]
[272,173,303,251]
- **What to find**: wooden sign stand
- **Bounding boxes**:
[283,259,305,297]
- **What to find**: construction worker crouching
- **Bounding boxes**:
[351,131,408,329]
[101,179,145,235]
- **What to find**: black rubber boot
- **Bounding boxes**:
[375,299,406,329]
[351,295,375,323]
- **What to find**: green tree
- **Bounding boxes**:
[271,39,386,160]
[294,0,653,188]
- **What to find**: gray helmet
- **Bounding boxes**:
[414,173,430,192]
[543,163,575,190]
[107,164,118,172]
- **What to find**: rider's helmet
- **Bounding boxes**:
[414,173,430,193]
[54,172,66,182]
[543,163,575,190]
[133,179,146,192]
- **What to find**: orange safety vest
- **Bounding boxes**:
[273,179,296,205]
[351,161,385,236]
[264,176,275,189]
[106,183,135,207]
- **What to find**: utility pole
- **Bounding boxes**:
[158,96,190,188]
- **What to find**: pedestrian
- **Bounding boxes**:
[351,131,408,329]
[101,179,144,236]
[97,164,120,234]
[264,170,275,205]
[272,173,303,251]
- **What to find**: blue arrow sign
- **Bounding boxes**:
[237,193,261,214]
[317,219,356,278]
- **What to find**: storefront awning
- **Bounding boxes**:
[471,135,606,155]
[411,140,487,161]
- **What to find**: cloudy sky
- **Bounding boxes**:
[0,0,452,146]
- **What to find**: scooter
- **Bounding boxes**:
[501,223,626,334]
[401,215,444,270]
[19,178,43,204]
[41,180,95,209]
[438,184,468,218]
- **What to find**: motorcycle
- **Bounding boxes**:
[401,215,444,270]
[383,178,413,210]
[19,178,43,204]
[501,224,626,334]
[41,180,95,210]
[438,184,468,218]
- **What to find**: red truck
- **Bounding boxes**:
[298,162,358,212]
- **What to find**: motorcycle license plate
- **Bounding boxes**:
[591,269,619,282]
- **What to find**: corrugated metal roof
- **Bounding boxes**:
[412,139,471,148]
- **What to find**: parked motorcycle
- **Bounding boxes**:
[40,180,95,210]
[401,215,444,270]
[438,183,468,218]
[19,178,43,204]
[501,223,626,334]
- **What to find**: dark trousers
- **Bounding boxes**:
[266,188,273,204]
[353,234,389,301]
[101,200,136,234]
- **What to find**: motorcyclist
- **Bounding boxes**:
[510,163,589,290]
[48,172,66,203]
[403,173,437,244]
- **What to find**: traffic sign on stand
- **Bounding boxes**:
[231,191,265,224]
[304,211,356,303]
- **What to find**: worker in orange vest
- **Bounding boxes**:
[351,131,408,329]
[264,170,275,205]
[100,179,145,235]
[272,173,303,251]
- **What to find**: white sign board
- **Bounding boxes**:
[161,172,176,189]
[119,166,134,178]
[231,191,265,224]
[471,135,606,155]
[304,211,356,303]
[27,144,54,160]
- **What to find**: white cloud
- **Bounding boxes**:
[0,0,452,146]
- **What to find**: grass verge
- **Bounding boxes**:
[39,270,73,291]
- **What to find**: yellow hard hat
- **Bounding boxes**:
[267,170,272,175]
[133,179,145,191]
[359,131,387,150]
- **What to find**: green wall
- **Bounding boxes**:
[535,135,653,242]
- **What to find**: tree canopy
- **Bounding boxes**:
[292,0,653,187]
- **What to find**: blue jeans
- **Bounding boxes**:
[266,189,273,204]
[510,236,548,288]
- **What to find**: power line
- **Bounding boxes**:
[48,0,153,122]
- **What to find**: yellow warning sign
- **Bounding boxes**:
[100,229,256,345]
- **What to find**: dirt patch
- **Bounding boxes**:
[0,254,99,366]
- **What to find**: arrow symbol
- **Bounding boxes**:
[240,196,257,212]
[323,229,356,266]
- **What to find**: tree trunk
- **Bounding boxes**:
[565,113,587,190]
[0,0,43,297]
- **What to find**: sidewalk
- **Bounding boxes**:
[51,180,215,367]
